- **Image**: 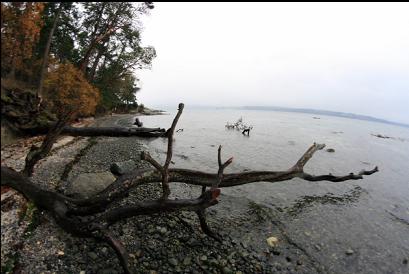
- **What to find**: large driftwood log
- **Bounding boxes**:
[61,126,167,137]
[1,103,379,273]
[18,120,167,137]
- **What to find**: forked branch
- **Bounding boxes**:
[0,103,379,274]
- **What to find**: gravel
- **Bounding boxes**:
[1,114,320,274]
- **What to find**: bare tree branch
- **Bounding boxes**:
[213,145,233,188]
[61,126,167,137]
[23,113,74,176]
[292,142,325,172]
[99,229,133,274]
[0,102,379,273]
[161,103,184,199]
[140,151,164,173]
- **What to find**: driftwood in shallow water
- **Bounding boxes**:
[1,103,379,273]
[133,117,143,127]
[242,128,251,135]
[226,117,253,134]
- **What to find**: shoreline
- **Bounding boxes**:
[1,113,319,274]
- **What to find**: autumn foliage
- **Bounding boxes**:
[1,2,155,122]
[1,2,44,79]
[44,63,100,118]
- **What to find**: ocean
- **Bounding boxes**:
[118,107,409,273]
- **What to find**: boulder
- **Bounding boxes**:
[110,160,137,176]
[67,172,116,199]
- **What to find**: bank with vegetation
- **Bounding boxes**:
[1,2,156,142]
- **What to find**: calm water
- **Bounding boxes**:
[119,108,409,273]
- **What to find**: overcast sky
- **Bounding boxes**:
[137,2,409,124]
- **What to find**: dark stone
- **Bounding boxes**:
[110,160,137,176]
[183,256,192,266]
[326,148,335,153]
[169,258,178,266]
[345,249,354,255]
[88,252,98,260]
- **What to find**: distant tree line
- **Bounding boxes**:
[1,2,155,117]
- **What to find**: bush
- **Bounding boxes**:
[44,62,100,118]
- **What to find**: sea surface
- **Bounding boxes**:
[118,108,409,273]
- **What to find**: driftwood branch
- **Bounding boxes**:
[0,102,379,273]
[23,113,74,176]
[61,126,167,137]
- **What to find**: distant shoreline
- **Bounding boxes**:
[174,105,408,128]
[238,106,409,128]
[142,105,409,128]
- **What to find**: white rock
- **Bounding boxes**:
[266,236,279,247]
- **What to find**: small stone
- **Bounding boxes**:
[157,226,167,235]
[219,259,228,266]
[101,247,108,254]
[326,148,335,153]
[266,236,279,247]
[88,252,98,260]
[236,272,243,274]
[345,249,354,255]
[403,258,408,264]
[222,267,233,274]
[272,249,281,256]
[285,256,292,262]
[57,251,64,256]
[169,258,178,266]
[183,257,192,265]
[200,255,207,261]
[149,271,158,274]
[79,271,85,274]
[314,244,321,251]
[297,260,303,265]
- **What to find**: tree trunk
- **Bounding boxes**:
[37,3,63,99]
[88,44,105,81]
[60,126,167,137]
[0,103,379,274]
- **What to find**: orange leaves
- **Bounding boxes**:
[1,2,45,75]
[44,63,100,118]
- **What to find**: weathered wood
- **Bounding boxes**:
[60,126,167,137]
[0,102,379,273]
[133,117,143,127]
